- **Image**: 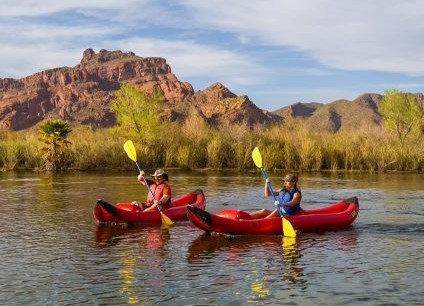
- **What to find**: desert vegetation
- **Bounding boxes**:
[0,87,423,172]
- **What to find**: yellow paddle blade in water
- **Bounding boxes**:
[282,218,297,237]
[160,211,174,226]
[123,140,137,162]
[282,236,296,249]
[251,147,263,168]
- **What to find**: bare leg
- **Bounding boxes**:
[249,208,272,219]
[264,209,280,218]
[143,205,155,212]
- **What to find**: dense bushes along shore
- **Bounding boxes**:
[1,86,423,172]
[1,120,423,172]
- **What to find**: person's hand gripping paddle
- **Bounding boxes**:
[123,140,173,226]
[251,147,296,237]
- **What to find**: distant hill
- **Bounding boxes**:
[0,48,423,132]
[274,93,424,133]
[272,94,383,133]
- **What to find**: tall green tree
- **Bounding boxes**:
[110,83,165,145]
[378,89,423,143]
[38,119,72,170]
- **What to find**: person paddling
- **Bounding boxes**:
[250,173,301,219]
[132,169,172,211]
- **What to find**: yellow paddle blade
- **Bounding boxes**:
[282,236,296,248]
[123,140,137,162]
[160,211,174,226]
[251,147,263,168]
[282,218,296,237]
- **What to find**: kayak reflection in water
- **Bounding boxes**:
[249,173,302,219]
[94,224,170,250]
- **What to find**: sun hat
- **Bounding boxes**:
[283,173,298,183]
[151,169,167,177]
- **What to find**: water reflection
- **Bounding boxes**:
[94,224,172,304]
[119,255,139,304]
[1,171,423,305]
[186,234,281,263]
[186,234,309,299]
[94,223,170,249]
[281,237,305,285]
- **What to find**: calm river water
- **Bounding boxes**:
[0,171,423,305]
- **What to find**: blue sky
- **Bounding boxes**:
[1,0,423,111]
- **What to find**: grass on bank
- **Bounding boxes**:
[1,119,423,172]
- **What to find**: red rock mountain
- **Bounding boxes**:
[1,48,423,132]
[0,48,274,131]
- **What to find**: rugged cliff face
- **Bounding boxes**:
[1,48,423,132]
[189,82,278,126]
[0,48,195,130]
[0,48,277,131]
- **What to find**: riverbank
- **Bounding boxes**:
[1,124,423,172]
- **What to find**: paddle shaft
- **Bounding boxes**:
[135,161,163,211]
[261,168,284,216]
[251,147,296,237]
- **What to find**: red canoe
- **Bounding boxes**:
[94,189,205,223]
[186,197,359,235]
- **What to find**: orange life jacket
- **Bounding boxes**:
[146,182,171,207]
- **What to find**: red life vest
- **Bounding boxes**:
[146,182,171,207]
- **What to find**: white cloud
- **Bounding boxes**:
[0,0,145,16]
[0,21,122,77]
[4,1,424,76]
[1,0,423,109]
[180,0,424,75]
[0,45,82,77]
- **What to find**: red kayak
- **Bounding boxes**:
[186,197,359,235]
[94,189,205,223]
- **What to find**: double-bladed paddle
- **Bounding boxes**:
[123,140,173,226]
[251,147,296,237]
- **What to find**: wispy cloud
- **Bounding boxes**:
[0,0,423,108]
[180,0,424,74]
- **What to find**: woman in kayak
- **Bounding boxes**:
[131,169,172,211]
[249,173,301,219]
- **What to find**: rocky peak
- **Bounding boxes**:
[3,48,414,133]
[1,48,273,131]
[354,93,382,110]
[201,82,237,100]
[0,48,195,130]
[79,48,138,66]
[273,102,322,119]
[190,83,276,127]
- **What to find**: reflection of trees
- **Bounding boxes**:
[35,173,68,226]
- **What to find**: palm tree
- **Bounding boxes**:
[38,119,72,170]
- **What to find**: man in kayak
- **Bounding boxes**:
[131,169,172,211]
[249,173,301,219]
